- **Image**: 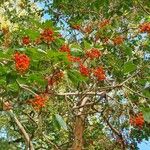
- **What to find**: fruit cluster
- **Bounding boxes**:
[59,44,81,63]
[79,64,90,77]
[86,48,102,60]
[30,95,48,110]
[22,36,30,45]
[130,113,144,129]
[13,52,30,73]
[60,44,71,53]
[40,28,55,43]
[113,36,124,45]
[59,44,105,79]
[93,67,106,81]
[139,22,150,33]
[99,19,110,28]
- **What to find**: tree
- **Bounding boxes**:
[0,0,150,149]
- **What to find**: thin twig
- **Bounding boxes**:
[136,0,150,15]
[123,85,150,100]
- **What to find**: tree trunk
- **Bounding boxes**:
[72,116,85,150]
[71,97,88,150]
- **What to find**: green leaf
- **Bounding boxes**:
[67,69,87,85]
[26,48,47,60]
[0,66,9,75]
[47,50,69,64]
[27,73,46,86]
[82,40,91,49]
[70,43,82,52]
[142,89,150,98]
[6,72,18,84]
[7,82,19,92]
[121,44,132,56]
[142,108,150,123]
[42,20,54,28]
[55,114,68,131]
[122,61,136,74]
[24,29,40,40]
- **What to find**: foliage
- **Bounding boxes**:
[0,0,150,150]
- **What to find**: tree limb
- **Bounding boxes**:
[8,110,34,150]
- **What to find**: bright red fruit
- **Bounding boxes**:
[60,44,71,53]
[86,48,102,60]
[41,28,54,43]
[22,36,30,45]
[67,54,81,63]
[79,64,90,76]
[13,52,30,73]
[139,22,150,33]
[93,67,106,81]
[113,36,124,45]
[99,19,110,28]
[30,95,48,110]
[130,113,144,129]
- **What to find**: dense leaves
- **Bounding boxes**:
[0,0,150,150]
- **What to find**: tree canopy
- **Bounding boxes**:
[0,0,150,150]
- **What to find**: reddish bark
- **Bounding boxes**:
[72,97,88,150]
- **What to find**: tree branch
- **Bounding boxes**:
[123,85,150,99]
[8,110,34,150]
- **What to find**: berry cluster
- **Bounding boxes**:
[113,36,124,45]
[79,64,90,77]
[139,22,150,33]
[60,44,71,53]
[30,95,47,110]
[86,48,102,60]
[22,36,30,45]
[59,44,81,63]
[13,52,30,73]
[40,28,55,43]
[59,44,105,79]
[99,19,110,28]
[93,67,106,81]
[67,54,81,63]
[130,113,144,129]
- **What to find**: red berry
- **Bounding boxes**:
[93,67,106,81]
[60,44,71,53]
[41,28,54,43]
[139,22,150,33]
[13,52,30,73]
[113,36,124,45]
[86,48,102,60]
[30,95,48,110]
[130,113,144,129]
[79,64,90,76]
[22,36,30,45]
